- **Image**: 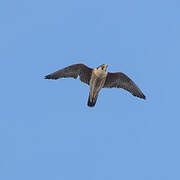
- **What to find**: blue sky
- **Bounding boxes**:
[0,0,180,179]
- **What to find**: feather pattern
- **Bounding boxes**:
[103,72,146,99]
[44,64,92,85]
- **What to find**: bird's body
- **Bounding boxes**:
[88,68,108,106]
[45,63,146,107]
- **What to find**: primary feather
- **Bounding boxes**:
[45,64,92,85]
[103,72,146,99]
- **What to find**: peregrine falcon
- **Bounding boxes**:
[45,63,146,107]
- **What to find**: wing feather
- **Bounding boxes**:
[103,72,146,99]
[44,64,92,85]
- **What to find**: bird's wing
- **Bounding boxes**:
[45,64,92,85]
[103,72,146,99]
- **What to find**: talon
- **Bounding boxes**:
[93,93,96,98]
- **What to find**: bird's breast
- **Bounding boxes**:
[90,69,107,92]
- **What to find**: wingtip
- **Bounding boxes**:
[44,75,57,80]
[137,94,146,100]
[142,95,146,100]
[44,75,50,79]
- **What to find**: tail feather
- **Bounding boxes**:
[88,93,98,107]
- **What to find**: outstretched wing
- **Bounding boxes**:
[103,72,146,99]
[45,64,92,85]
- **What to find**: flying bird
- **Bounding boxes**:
[45,63,146,107]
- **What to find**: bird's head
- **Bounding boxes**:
[97,64,108,71]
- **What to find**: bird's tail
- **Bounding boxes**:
[88,93,98,107]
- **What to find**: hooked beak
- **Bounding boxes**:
[103,64,108,70]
